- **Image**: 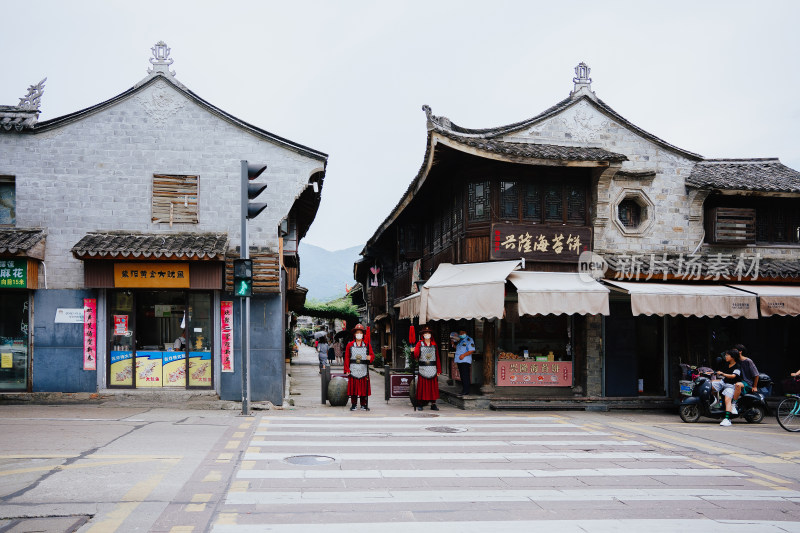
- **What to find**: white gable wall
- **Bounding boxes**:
[0,78,323,289]
[500,99,701,255]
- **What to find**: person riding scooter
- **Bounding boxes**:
[711,349,742,427]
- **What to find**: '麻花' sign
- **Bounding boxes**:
[490,224,592,263]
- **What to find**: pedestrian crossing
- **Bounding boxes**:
[211,414,800,532]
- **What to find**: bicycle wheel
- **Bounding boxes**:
[777,397,800,432]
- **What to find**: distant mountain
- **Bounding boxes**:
[298,242,361,302]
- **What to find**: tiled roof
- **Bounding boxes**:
[686,159,800,193]
[71,232,228,260]
[0,229,46,256]
[604,253,800,281]
[0,106,39,131]
[423,94,703,160]
[436,129,627,162]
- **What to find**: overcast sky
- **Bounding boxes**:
[3,1,799,251]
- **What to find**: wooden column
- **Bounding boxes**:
[481,319,495,393]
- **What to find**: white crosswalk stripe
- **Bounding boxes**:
[213,414,798,532]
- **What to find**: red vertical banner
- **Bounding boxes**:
[83,298,97,371]
[221,301,234,372]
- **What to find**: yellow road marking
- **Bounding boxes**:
[241,461,255,470]
[216,453,233,463]
[215,513,238,525]
[688,459,717,468]
[645,440,676,450]
[202,471,222,482]
[747,478,781,489]
[233,432,245,438]
[169,527,194,533]
[0,457,174,477]
[185,503,206,512]
[246,447,260,454]
[225,440,240,450]
[230,480,249,492]
[731,453,788,464]
[745,469,792,484]
[778,450,800,459]
[86,468,170,533]
[192,493,212,502]
[239,422,253,429]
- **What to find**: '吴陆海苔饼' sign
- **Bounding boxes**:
[490,224,592,263]
[114,263,190,288]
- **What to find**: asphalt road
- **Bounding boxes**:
[0,346,799,532]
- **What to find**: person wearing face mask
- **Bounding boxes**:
[454,329,475,396]
[413,325,441,411]
[344,324,374,411]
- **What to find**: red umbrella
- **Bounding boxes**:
[409,325,416,345]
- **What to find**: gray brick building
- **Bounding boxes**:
[0,42,326,403]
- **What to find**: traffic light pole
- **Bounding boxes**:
[240,160,251,416]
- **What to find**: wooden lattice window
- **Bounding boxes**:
[467,181,490,222]
[500,181,519,219]
[523,183,541,221]
[152,174,199,224]
[544,184,562,222]
[567,185,587,223]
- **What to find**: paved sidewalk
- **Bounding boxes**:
[286,343,458,415]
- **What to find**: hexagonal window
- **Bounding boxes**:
[613,189,654,236]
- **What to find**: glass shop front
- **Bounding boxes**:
[108,290,213,389]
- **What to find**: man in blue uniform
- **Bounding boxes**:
[454,329,475,396]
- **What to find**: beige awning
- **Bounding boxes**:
[394,292,420,320]
[729,284,800,317]
[419,260,521,324]
[508,272,610,316]
[604,281,758,319]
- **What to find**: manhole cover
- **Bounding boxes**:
[284,455,335,466]
[426,426,468,433]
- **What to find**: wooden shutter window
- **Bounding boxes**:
[152,174,199,225]
[708,207,756,244]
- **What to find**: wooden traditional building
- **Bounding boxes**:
[355,63,800,409]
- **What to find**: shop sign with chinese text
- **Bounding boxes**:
[497,360,572,386]
[83,299,97,371]
[0,259,27,288]
[490,224,592,263]
[114,263,190,288]
[221,301,234,372]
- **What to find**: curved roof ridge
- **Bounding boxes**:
[33,73,327,161]
[423,94,703,161]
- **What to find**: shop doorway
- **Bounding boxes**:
[108,290,213,389]
[0,291,29,391]
[605,302,665,397]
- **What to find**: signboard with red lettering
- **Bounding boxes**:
[497,360,572,387]
[221,301,234,372]
[490,224,592,263]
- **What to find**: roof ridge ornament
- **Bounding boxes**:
[147,41,176,77]
[570,61,596,99]
[18,78,47,110]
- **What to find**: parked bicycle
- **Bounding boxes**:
[777,394,800,432]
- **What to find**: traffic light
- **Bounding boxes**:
[233,258,253,297]
[243,162,268,219]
